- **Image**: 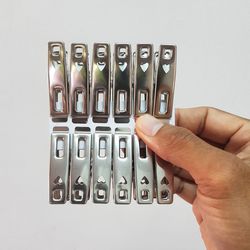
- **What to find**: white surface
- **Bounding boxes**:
[0,0,250,250]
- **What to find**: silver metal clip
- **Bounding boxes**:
[113,128,132,204]
[92,128,112,203]
[133,135,154,204]
[70,129,91,204]
[154,45,176,119]
[154,45,176,204]
[48,42,68,120]
[91,43,110,123]
[113,44,132,123]
[134,44,154,117]
[70,44,89,122]
[49,129,70,204]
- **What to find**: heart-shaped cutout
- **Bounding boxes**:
[141,176,149,185]
[160,177,169,185]
[162,64,170,74]
[140,62,149,72]
[97,62,106,71]
[119,62,127,72]
[75,176,84,185]
[119,176,127,184]
[97,176,106,183]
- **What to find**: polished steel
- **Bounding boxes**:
[70,44,89,122]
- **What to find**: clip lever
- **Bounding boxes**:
[154,45,176,204]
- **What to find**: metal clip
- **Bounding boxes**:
[133,135,154,204]
[91,43,110,122]
[154,45,176,204]
[49,129,70,204]
[113,44,132,123]
[92,128,112,203]
[134,44,154,116]
[113,128,132,204]
[153,45,176,119]
[70,129,91,204]
[70,44,89,122]
[48,42,68,120]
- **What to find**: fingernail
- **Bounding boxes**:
[136,114,164,136]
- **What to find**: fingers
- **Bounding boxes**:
[174,176,197,204]
[135,114,238,183]
[175,107,248,146]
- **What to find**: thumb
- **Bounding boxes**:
[135,114,238,183]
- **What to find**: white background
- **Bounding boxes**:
[0,0,250,250]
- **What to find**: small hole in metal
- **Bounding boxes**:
[161,190,169,200]
[163,48,173,60]
[119,189,128,200]
[75,46,83,58]
[118,47,128,58]
[97,189,106,200]
[140,47,150,59]
[97,46,106,58]
[141,189,149,200]
[54,88,63,112]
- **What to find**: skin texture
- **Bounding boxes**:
[135,107,250,250]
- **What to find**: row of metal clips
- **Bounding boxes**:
[48,42,176,204]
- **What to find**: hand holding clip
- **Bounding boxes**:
[136,107,250,250]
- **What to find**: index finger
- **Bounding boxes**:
[175,107,248,145]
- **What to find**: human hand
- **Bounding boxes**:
[135,107,250,250]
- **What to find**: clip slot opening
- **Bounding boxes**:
[54,88,63,112]
[162,48,173,60]
[139,91,148,113]
[77,138,86,158]
[119,138,127,159]
[74,89,85,113]
[117,90,127,113]
[56,137,64,158]
[96,90,105,113]
[99,137,107,158]
[97,45,107,58]
[159,91,169,114]
[118,47,128,59]
[140,47,150,59]
[139,140,147,159]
